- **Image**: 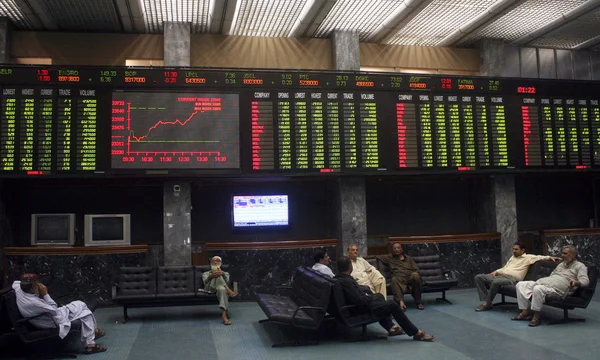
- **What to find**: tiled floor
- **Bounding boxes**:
[1,287,598,360]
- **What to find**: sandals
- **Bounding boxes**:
[511,313,532,321]
[84,344,107,355]
[388,326,405,336]
[528,318,542,327]
[416,304,425,310]
[223,319,232,325]
[94,329,106,340]
[413,332,435,342]
[475,303,492,312]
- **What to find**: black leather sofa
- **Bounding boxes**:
[367,254,458,304]
[256,267,332,347]
[113,265,231,322]
[496,260,598,324]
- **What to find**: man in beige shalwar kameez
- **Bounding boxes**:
[347,244,387,298]
[202,256,238,325]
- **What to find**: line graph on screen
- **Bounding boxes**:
[111,92,240,169]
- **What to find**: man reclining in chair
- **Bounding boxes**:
[12,273,107,354]
[513,245,589,326]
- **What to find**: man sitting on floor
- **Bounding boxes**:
[312,249,335,278]
[334,256,434,341]
[513,245,589,326]
[202,256,238,325]
[12,273,107,354]
[347,244,387,299]
[474,241,558,312]
[377,243,424,311]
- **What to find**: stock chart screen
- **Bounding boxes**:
[1,65,600,177]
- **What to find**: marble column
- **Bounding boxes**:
[335,178,368,257]
[0,17,11,64]
[331,30,360,71]
[478,38,504,77]
[164,22,190,67]
[163,182,192,266]
[331,31,366,256]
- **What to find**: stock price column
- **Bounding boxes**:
[0,88,17,171]
[326,93,342,170]
[57,89,74,171]
[521,98,542,166]
[566,99,580,166]
[342,93,357,168]
[490,97,509,167]
[418,95,433,167]
[460,96,476,168]
[360,93,379,168]
[294,92,309,169]
[37,89,53,172]
[541,99,556,166]
[252,92,275,170]
[19,89,35,171]
[276,92,292,170]
[591,100,600,164]
[553,99,567,166]
[475,96,490,167]
[77,90,98,171]
[578,100,592,167]
[396,94,418,168]
[433,96,448,167]
[310,93,326,169]
[447,95,463,167]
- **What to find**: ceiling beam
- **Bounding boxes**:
[364,0,433,43]
[115,0,145,33]
[15,0,59,30]
[438,0,523,47]
[222,0,239,35]
[511,0,600,46]
[573,34,600,50]
[288,0,337,38]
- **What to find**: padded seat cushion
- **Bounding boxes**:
[156,293,195,300]
[115,294,157,302]
[256,293,317,328]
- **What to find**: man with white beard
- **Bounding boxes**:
[202,256,238,325]
[12,273,107,354]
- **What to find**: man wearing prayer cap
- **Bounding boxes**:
[12,273,108,354]
[202,256,238,325]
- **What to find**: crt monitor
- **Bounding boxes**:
[31,214,76,246]
[84,214,131,246]
[232,195,289,227]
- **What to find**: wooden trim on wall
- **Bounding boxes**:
[542,228,600,236]
[389,233,501,244]
[205,239,337,251]
[3,245,148,256]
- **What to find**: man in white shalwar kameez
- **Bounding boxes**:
[12,273,107,354]
[347,244,387,298]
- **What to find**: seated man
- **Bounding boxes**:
[12,273,107,354]
[312,249,334,277]
[513,245,589,326]
[334,256,434,341]
[202,256,238,325]
[378,243,423,310]
[474,241,558,312]
[347,244,387,299]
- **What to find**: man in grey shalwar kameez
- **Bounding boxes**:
[12,273,107,354]
[202,256,238,325]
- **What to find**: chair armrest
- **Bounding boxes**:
[274,286,293,296]
[290,306,326,327]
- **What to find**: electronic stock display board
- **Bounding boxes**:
[0,65,599,177]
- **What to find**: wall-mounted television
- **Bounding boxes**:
[84,214,131,246]
[31,213,76,246]
[232,195,289,228]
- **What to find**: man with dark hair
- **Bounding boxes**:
[12,273,107,354]
[514,245,589,326]
[312,249,334,277]
[334,256,434,341]
[474,241,559,312]
[377,243,423,310]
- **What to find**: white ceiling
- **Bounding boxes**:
[1,0,600,50]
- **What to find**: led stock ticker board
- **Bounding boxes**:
[1,65,600,177]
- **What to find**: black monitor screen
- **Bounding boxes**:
[92,217,124,241]
[36,216,70,241]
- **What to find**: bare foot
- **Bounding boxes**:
[226,287,238,298]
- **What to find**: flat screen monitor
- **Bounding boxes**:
[31,214,76,246]
[84,214,131,246]
[232,195,289,228]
